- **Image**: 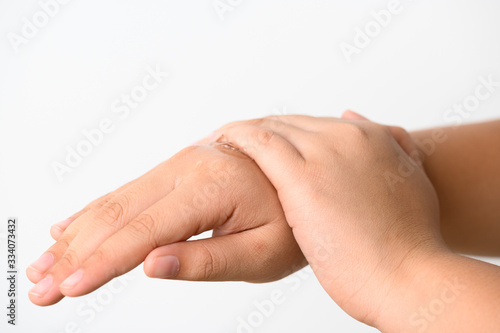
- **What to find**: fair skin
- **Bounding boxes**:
[215,112,500,332]
[28,112,500,332]
[26,143,305,305]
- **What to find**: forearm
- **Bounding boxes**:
[378,251,500,332]
[410,120,500,255]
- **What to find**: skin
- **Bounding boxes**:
[215,112,500,332]
[50,119,500,257]
[28,112,500,331]
[411,120,500,256]
[26,143,305,306]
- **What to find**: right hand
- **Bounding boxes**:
[27,143,305,306]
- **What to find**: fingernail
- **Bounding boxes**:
[53,218,72,229]
[29,275,53,297]
[151,256,180,278]
[50,225,63,237]
[60,269,83,289]
[29,253,54,273]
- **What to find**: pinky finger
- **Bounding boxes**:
[50,193,114,240]
[50,218,75,241]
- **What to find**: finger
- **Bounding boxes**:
[49,193,115,241]
[48,161,158,241]
[386,126,423,165]
[49,170,150,240]
[144,222,306,283]
[340,111,422,165]
[27,210,90,284]
[50,218,74,241]
[219,114,327,133]
[217,124,304,192]
[58,179,235,297]
[28,184,143,284]
[227,118,312,151]
[27,164,180,305]
[195,116,314,146]
[341,110,369,121]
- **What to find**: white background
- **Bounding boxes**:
[1,1,500,332]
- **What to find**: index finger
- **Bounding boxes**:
[216,123,304,192]
[59,176,235,297]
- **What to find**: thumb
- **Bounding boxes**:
[143,223,305,283]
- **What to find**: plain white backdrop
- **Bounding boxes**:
[1,1,500,332]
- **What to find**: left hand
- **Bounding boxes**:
[211,111,448,329]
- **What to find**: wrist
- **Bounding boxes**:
[374,245,460,332]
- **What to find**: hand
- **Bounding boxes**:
[27,143,305,306]
[213,112,448,328]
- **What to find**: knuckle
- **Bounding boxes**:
[129,213,159,248]
[253,128,275,148]
[56,237,72,251]
[92,194,113,211]
[91,247,106,263]
[206,156,232,175]
[245,118,266,126]
[92,246,119,277]
[342,122,370,140]
[173,145,198,161]
[332,123,372,152]
[81,193,113,216]
[59,249,80,268]
[206,158,237,188]
[263,116,288,131]
[95,195,130,227]
[263,115,280,121]
[199,244,226,280]
[391,125,406,134]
